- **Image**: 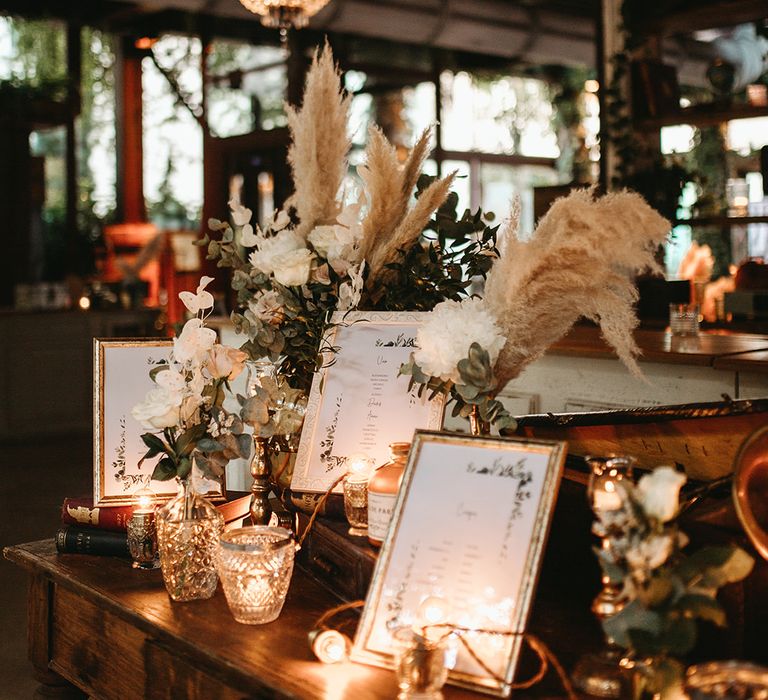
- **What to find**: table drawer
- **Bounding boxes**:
[51,585,147,699]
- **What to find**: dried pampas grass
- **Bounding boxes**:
[366,169,456,285]
[285,43,352,238]
[484,188,670,387]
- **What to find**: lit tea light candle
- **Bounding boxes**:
[593,480,623,512]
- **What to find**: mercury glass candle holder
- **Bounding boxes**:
[343,474,369,537]
[392,627,455,700]
[127,487,160,570]
[216,526,295,625]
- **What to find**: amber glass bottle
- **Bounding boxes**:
[367,442,410,547]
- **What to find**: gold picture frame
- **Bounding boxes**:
[351,430,567,696]
[93,338,225,506]
[290,311,446,494]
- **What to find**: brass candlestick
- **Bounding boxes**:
[572,454,635,699]
[249,436,273,526]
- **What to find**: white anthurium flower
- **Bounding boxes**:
[179,276,215,315]
[229,199,252,227]
[414,298,505,383]
[174,318,217,365]
[272,248,315,287]
[240,223,260,248]
[637,466,687,523]
[131,387,182,430]
[187,367,207,402]
[155,367,186,394]
[270,208,291,231]
[248,230,306,275]
[337,261,366,312]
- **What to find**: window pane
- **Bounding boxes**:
[440,71,559,157]
[207,41,287,137]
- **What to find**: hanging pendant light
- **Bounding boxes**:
[238,0,331,30]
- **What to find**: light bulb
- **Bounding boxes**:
[309,629,351,664]
[134,487,155,513]
[346,452,371,480]
[417,595,450,627]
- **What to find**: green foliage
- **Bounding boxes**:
[598,476,754,660]
[368,175,499,311]
[400,342,516,431]
[138,378,251,483]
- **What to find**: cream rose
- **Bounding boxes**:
[248,230,306,276]
[636,466,686,523]
[207,345,248,381]
[131,387,181,430]
[272,248,315,287]
[413,298,505,383]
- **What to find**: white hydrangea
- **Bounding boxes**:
[413,298,505,383]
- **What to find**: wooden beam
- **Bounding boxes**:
[115,38,146,223]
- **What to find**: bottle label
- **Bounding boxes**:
[367,491,398,542]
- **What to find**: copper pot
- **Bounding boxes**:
[733,425,768,560]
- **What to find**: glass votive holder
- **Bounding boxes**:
[392,627,456,700]
[669,303,700,337]
[216,526,295,625]
[685,661,768,699]
[343,474,369,537]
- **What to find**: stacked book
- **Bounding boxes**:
[55,492,252,557]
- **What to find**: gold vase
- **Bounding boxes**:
[156,476,225,602]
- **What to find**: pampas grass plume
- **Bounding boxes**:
[484,188,670,387]
[285,42,351,237]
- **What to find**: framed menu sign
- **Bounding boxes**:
[290,312,445,494]
[351,430,566,696]
[93,339,225,506]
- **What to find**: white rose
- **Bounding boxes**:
[272,248,315,287]
[626,533,674,573]
[174,318,217,366]
[308,224,360,266]
[636,466,686,522]
[248,230,306,275]
[131,387,181,430]
[413,298,505,383]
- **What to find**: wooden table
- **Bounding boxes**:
[4,541,576,699]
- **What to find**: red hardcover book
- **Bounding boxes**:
[60,492,252,532]
[60,498,132,531]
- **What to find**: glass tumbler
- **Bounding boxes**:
[669,303,699,337]
[216,526,295,625]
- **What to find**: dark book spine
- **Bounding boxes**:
[60,498,132,532]
[285,490,346,520]
[55,526,130,558]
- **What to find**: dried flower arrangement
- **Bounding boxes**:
[401,188,672,429]
[201,43,499,394]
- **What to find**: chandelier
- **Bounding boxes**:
[238,0,331,30]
